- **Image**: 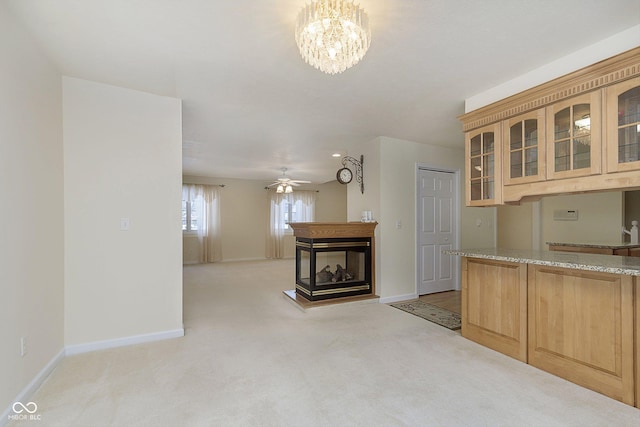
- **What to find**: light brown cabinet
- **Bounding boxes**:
[461,47,640,206]
[465,123,502,206]
[545,91,601,180]
[528,265,635,405]
[461,255,638,407]
[503,109,546,185]
[461,257,527,361]
[605,78,640,173]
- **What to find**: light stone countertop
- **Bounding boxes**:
[444,248,640,276]
[546,241,640,249]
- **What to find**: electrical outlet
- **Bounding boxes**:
[20,337,27,357]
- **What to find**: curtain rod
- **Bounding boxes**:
[183,183,225,187]
[264,187,319,192]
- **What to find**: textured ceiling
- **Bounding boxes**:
[5,0,640,184]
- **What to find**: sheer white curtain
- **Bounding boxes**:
[266,190,316,259]
[183,184,222,263]
[200,185,222,262]
[293,190,316,222]
[267,191,287,259]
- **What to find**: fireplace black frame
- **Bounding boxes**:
[295,236,372,301]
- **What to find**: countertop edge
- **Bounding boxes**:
[444,249,640,276]
[546,242,640,249]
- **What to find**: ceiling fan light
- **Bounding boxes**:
[276,184,284,193]
[285,185,293,193]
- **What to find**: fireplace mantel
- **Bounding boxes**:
[289,222,377,239]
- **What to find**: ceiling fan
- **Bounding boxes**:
[267,168,311,193]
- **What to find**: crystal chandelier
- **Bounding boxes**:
[295,0,371,75]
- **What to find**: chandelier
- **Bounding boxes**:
[295,0,371,75]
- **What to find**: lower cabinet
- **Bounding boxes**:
[461,257,638,407]
[461,258,527,362]
[528,265,635,405]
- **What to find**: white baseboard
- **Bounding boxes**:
[65,328,184,356]
[1,348,65,427]
[379,293,418,304]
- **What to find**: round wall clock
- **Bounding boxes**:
[336,167,353,184]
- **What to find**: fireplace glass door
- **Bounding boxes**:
[295,237,372,301]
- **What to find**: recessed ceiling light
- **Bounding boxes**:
[332,153,341,157]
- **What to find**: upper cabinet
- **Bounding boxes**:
[546,91,601,180]
[459,47,640,206]
[466,123,502,206]
[605,78,640,173]
[503,109,545,185]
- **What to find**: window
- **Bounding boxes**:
[182,199,199,231]
[283,198,298,231]
[182,185,206,233]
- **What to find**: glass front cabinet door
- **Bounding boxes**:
[502,109,546,185]
[466,122,502,206]
[545,91,601,180]
[606,78,640,173]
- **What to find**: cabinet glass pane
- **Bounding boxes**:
[482,179,494,200]
[555,140,570,172]
[618,127,640,163]
[525,147,538,175]
[470,180,481,201]
[510,122,522,149]
[469,130,496,201]
[483,132,494,153]
[573,104,591,136]
[510,118,539,179]
[470,135,481,156]
[554,103,591,173]
[510,151,522,178]
[483,153,494,178]
[573,139,590,169]
[555,107,571,140]
[617,87,640,163]
[471,157,481,178]
[618,87,640,126]
[524,119,537,147]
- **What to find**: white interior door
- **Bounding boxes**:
[417,168,456,295]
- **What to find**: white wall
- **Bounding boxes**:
[347,136,495,300]
[541,192,624,247]
[465,25,640,112]
[0,2,64,419]
[497,204,534,250]
[182,176,347,263]
[63,77,183,347]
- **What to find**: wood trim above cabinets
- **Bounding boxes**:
[459,47,640,133]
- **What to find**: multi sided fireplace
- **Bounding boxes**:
[289,222,377,301]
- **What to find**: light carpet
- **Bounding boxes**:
[389,300,461,330]
[12,260,640,426]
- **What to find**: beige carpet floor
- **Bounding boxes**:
[13,260,640,426]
